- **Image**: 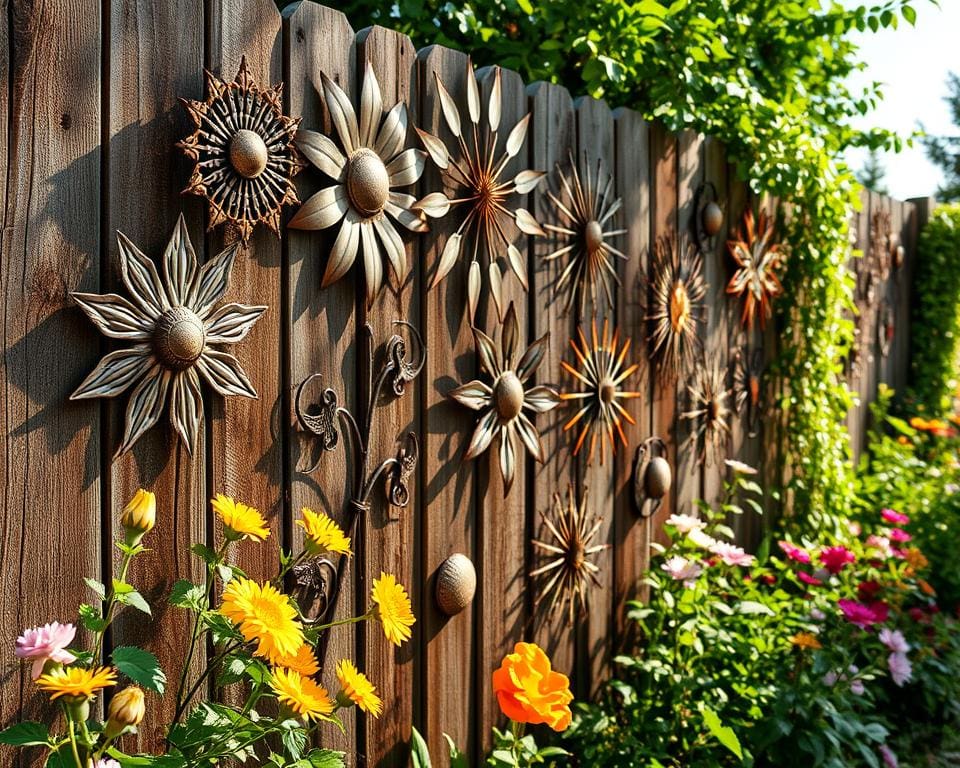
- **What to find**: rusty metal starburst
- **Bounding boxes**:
[178,57,303,244]
[448,302,560,495]
[732,342,763,439]
[680,357,733,469]
[71,215,265,456]
[645,234,706,379]
[413,62,546,322]
[559,319,642,466]
[542,151,626,315]
[530,485,609,625]
[289,62,429,306]
[726,209,784,329]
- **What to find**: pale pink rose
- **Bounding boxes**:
[879,628,910,654]
[687,528,718,550]
[15,622,77,679]
[660,555,703,587]
[709,541,755,567]
[879,745,898,768]
[888,652,912,687]
[666,513,705,533]
[866,535,894,558]
[92,760,121,768]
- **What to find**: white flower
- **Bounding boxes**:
[888,652,912,687]
[666,513,705,533]
[687,528,718,551]
[723,458,757,475]
[709,541,756,567]
[660,555,703,587]
[879,628,910,655]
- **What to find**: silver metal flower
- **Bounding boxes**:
[448,303,559,495]
[71,215,265,456]
[289,61,427,306]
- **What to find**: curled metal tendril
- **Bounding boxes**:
[383,321,425,398]
[294,376,340,474]
[386,432,419,508]
[290,557,338,625]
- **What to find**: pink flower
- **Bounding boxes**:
[888,528,911,543]
[881,509,910,525]
[798,571,823,586]
[665,513,705,533]
[888,652,912,687]
[92,761,121,768]
[879,745,898,768]
[819,546,855,574]
[778,540,811,564]
[838,599,889,628]
[709,541,755,567]
[866,535,894,558]
[687,528,718,550]
[879,628,910,654]
[15,622,77,679]
[850,678,866,696]
[660,555,703,587]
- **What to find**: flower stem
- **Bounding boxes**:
[92,548,135,662]
[310,611,372,633]
[65,712,83,768]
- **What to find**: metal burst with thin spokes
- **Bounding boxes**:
[560,319,642,466]
[680,357,733,469]
[543,151,627,315]
[530,485,609,625]
[726,209,784,329]
[414,62,546,321]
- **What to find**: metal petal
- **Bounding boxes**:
[434,72,462,137]
[170,367,203,453]
[467,260,481,323]
[195,348,258,398]
[499,424,516,494]
[512,169,545,195]
[360,219,382,306]
[466,58,481,124]
[321,72,359,154]
[472,327,502,377]
[502,302,518,367]
[415,127,449,170]
[487,67,501,132]
[117,231,167,317]
[524,384,561,413]
[373,217,407,284]
[516,332,550,382]
[189,241,240,320]
[71,345,153,399]
[204,302,267,344]
[386,148,426,188]
[463,408,497,460]
[116,363,171,456]
[489,262,503,321]
[376,102,408,161]
[504,113,531,158]
[430,233,462,289]
[322,210,361,287]
[386,199,429,233]
[72,292,153,340]
[515,412,545,462]
[514,208,545,236]
[295,129,347,180]
[507,243,528,290]
[163,213,198,307]
[358,61,383,148]
[413,192,451,219]
[449,379,492,411]
[288,184,349,231]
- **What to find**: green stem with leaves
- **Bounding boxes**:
[92,547,135,662]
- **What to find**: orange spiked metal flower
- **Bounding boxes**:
[726,209,784,329]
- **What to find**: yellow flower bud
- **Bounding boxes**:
[105,685,145,738]
[121,489,156,545]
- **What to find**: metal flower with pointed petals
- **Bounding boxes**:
[530,485,609,625]
[289,62,428,306]
[543,151,626,315]
[413,62,546,322]
[71,215,266,457]
[560,319,642,465]
[680,357,733,469]
[726,209,784,329]
[178,57,303,244]
[448,302,559,495]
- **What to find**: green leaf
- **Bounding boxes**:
[112,646,166,694]
[701,706,743,760]
[169,579,206,611]
[0,721,50,746]
[515,0,533,14]
[84,577,106,601]
[444,732,469,768]
[304,748,346,768]
[117,589,152,616]
[112,578,135,595]
[737,600,775,616]
[191,542,219,565]
[411,726,432,768]
[79,603,108,632]
[902,5,916,25]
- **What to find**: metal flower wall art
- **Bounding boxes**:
[178,58,303,244]
[449,303,559,495]
[71,215,265,456]
[559,319,642,465]
[542,151,626,315]
[530,485,609,624]
[645,235,706,379]
[289,62,428,306]
[413,63,546,321]
[726,209,784,329]
[732,343,764,439]
[680,357,733,469]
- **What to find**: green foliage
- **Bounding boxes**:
[856,150,889,195]
[111,646,167,695]
[0,721,52,747]
[921,72,960,202]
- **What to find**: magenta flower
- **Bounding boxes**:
[881,509,910,525]
[778,540,811,564]
[879,628,910,654]
[819,545,855,574]
[879,745,898,768]
[709,541,755,567]
[798,571,823,587]
[15,622,77,679]
[888,652,912,687]
[888,527,912,543]
[838,599,889,628]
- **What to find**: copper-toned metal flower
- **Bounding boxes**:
[71,215,265,456]
[680,357,733,468]
[178,58,303,244]
[732,343,763,439]
[289,62,428,306]
[726,209,784,329]
[542,151,626,315]
[448,303,559,495]
[414,63,546,321]
[559,319,642,465]
[530,485,609,624]
[645,235,706,378]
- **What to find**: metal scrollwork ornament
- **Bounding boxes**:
[632,437,671,518]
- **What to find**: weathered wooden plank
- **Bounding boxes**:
[863,192,883,439]
[882,197,902,390]
[282,1,358,755]
[849,189,871,461]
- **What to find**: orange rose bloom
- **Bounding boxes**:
[491,642,573,732]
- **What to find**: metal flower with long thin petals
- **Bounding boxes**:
[71,215,266,456]
[530,485,609,625]
[289,62,428,306]
[543,151,627,315]
[726,209,784,329]
[413,62,546,322]
[680,357,733,469]
[448,303,559,495]
[178,58,303,244]
[559,319,642,465]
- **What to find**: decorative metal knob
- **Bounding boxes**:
[702,201,723,237]
[435,553,476,616]
[692,181,723,251]
[633,436,671,517]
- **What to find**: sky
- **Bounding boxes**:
[843,0,959,200]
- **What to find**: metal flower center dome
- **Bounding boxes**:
[229,129,269,179]
[154,307,205,370]
[493,371,524,421]
[346,148,390,217]
[584,220,604,253]
[669,281,691,334]
[598,378,616,404]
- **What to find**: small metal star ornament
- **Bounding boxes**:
[680,357,733,469]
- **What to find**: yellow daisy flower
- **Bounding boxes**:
[371,572,415,647]
[296,508,352,556]
[276,642,320,677]
[220,577,304,664]
[335,659,382,718]
[789,632,822,650]
[37,666,117,701]
[270,667,334,722]
[212,494,270,542]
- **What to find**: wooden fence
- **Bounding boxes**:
[0,1,924,765]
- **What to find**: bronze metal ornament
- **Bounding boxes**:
[732,343,764,439]
[435,553,477,616]
[680,357,733,469]
[632,436,671,518]
[692,181,724,251]
[725,209,784,330]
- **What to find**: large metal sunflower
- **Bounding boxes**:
[71,215,265,456]
[725,209,784,329]
[530,485,608,625]
[680,357,733,469]
[559,319,642,465]
[645,235,706,378]
[448,303,559,495]
[414,63,546,322]
[543,151,626,315]
[178,58,303,244]
[289,62,428,306]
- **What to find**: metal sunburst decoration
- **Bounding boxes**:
[560,319,642,465]
[413,63,546,322]
[542,151,627,315]
[530,485,609,624]
[645,235,706,379]
[71,215,265,456]
[178,57,303,244]
[448,302,560,495]
[680,357,733,469]
[289,62,428,306]
[725,209,784,329]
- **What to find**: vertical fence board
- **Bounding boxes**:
[850,189,871,461]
